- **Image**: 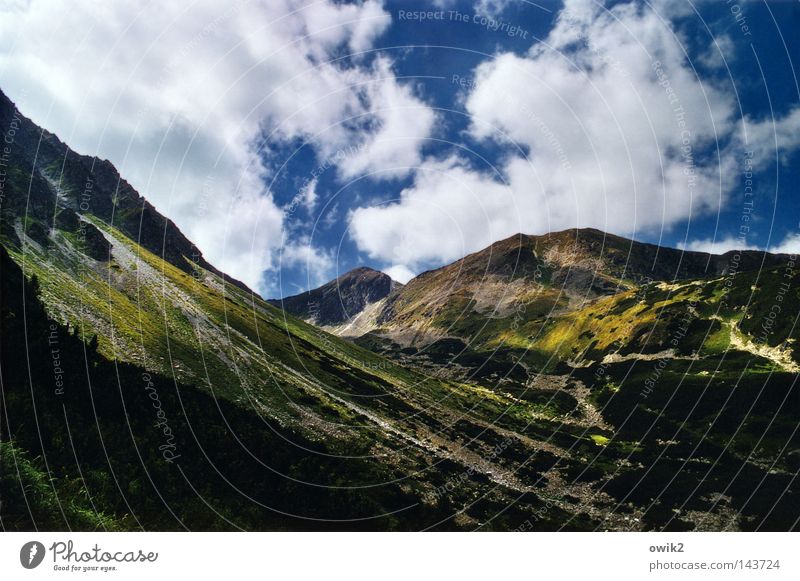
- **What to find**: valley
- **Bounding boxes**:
[1,88,798,532]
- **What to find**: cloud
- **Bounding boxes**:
[682,232,800,255]
[350,155,523,269]
[301,177,318,213]
[383,264,416,284]
[697,34,735,70]
[738,106,800,168]
[681,236,759,255]
[348,0,800,276]
[336,57,436,179]
[466,0,736,226]
[0,0,433,294]
[769,234,800,255]
[279,236,335,289]
[432,0,520,17]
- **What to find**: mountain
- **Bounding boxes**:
[2,87,798,532]
[270,267,399,334]
[294,229,789,349]
[0,245,434,530]
[0,88,610,531]
[0,90,251,292]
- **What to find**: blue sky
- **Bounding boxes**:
[1,0,799,298]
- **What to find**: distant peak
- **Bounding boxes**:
[336,266,403,285]
[340,266,384,277]
[271,265,396,326]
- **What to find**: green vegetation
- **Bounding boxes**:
[2,87,798,531]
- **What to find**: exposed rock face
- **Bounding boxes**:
[528,228,781,283]
[79,220,112,261]
[270,267,399,326]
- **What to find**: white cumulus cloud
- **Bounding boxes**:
[682,232,800,255]
[349,0,800,276]
[681,236,759,255]
[0,0,434,294]
[384,264,416,284]
[769,234,800,255]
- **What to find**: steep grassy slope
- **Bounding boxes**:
[344,238,800,531]
[0,247,455,530]
[3,227,635,529]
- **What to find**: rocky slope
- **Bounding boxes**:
[270,266,399,330]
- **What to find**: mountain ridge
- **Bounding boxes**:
[0,88,254,295]
[388,228,786,286]
[277,228,790,345]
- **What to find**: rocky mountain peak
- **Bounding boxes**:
[270,267,399,326]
